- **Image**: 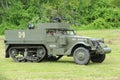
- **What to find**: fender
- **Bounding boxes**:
[65,42,91,55]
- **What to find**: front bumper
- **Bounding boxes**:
[102,47,111,54]
[93,41,112,54]
[96,42,111,54]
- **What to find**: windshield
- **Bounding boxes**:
[46,29,75,36]
[57,30,75,35]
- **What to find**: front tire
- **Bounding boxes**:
[91,54,106,63]
[73,47,90,65]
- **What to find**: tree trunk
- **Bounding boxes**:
[0,0,4,9]
[5,0,8,8]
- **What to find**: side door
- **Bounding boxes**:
[46,30,58,43]
[46,29,65,55]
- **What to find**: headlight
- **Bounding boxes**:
[98,38,104,43]
[99,42,107,47]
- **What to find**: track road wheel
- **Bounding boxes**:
[9,48,25,62]
[73,47,90,65]
[91,54,106,63]
[36,46,47,62]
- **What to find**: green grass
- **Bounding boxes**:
[0,30,120,80]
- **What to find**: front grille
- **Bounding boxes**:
[92,41,99,47]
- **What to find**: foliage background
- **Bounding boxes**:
[0,0,120,34]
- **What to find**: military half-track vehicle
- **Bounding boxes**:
[4,23,111,65]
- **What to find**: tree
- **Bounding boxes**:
[0,0,120,35]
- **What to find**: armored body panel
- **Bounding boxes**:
[5,30,44,44]
[4,23,111,65]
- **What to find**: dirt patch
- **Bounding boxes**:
[105,37,120,45]
[0,38,4,42]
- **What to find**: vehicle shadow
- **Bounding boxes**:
[47,60,107,66]
[52,60,75,64]
[8,58,107,65]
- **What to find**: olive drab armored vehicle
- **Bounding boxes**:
[4,23,111,65]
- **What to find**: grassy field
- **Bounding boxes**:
[0,30,120,80]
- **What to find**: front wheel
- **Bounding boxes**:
[73,47,90,65]
[91,54,106,63]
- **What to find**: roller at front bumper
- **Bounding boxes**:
[95,42,111,54]
[102,47,111,54]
